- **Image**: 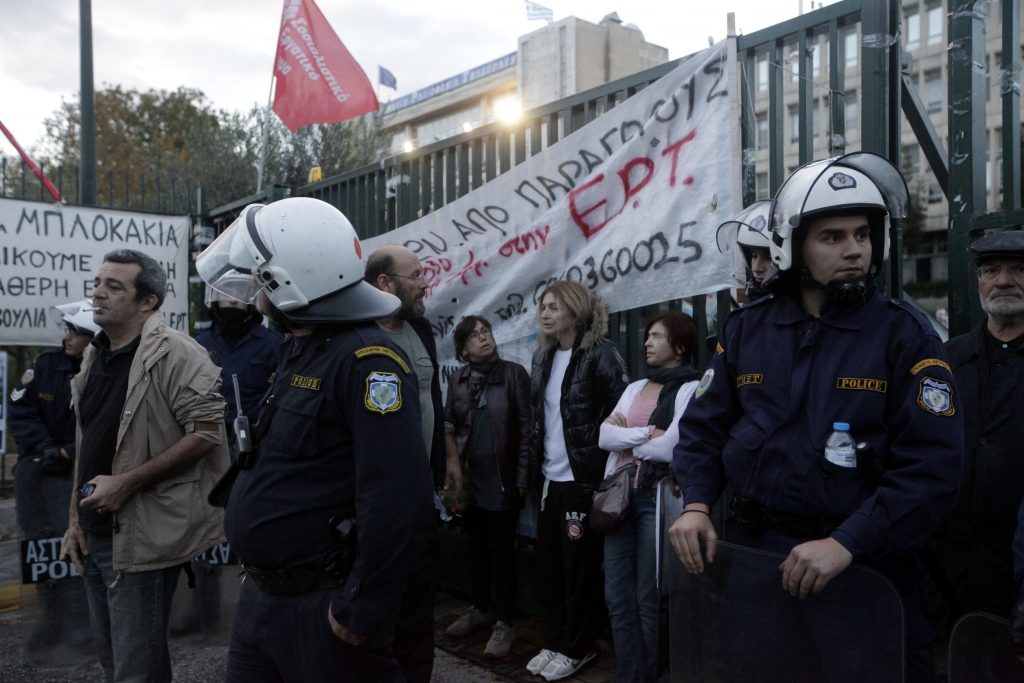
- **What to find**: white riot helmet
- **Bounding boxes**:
[196,197,400,324]
[767,152,909,276]
[716,200,779,289]
[51,300,101,336]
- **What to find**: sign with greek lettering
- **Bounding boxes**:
[0,201,190,345]
[20,537,81,583]
[364,41,740,379]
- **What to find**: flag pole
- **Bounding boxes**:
[0,118,65,203]
[255,75,275,194]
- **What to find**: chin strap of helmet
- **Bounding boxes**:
[799,267,869,305]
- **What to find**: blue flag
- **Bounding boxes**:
[379,66,397,90]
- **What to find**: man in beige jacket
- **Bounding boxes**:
[61,249,228,683]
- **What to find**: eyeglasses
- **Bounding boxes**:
[386,272,427,284]
[468,327,492,342]
[979,263,1024,281]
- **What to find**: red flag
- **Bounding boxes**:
[272,0,379,132]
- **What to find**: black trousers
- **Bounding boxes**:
[394,522,438,683]
[225,579,403,683]
[464,505,519,623]
[537,480,603,659]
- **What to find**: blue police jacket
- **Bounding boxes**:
[196,324,281,424]
[9,349,79,462]
[673,289,964,561]
[225,322,433,640]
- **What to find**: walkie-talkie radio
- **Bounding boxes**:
[232,373,255,469]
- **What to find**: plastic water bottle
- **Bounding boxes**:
[824,422,857,468]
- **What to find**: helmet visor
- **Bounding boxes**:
[49,300,100,336]
[196,205,266,304]
[832,152,910,219]
[769,158,834,242]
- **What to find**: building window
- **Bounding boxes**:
[758,58,768,91]
[844,30,858,69]
[756,113,768,150]
[790,46,800,83]
[789,104,800,142]
[926,4,943,46]
[902,144,921,174]
[812,43,821,78]
[906,10,920,51]
[928,182,943,203]
[925,69,942,113]
[756,172,769,200]
[812,99,820,138]
[844,91,858,129]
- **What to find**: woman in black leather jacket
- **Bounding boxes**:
[442,315,530,659]
[524,281,629,680]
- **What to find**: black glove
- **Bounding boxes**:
[39,446,72,476]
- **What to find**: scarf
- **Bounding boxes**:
[646,365,702,429]
[467,355,499,408]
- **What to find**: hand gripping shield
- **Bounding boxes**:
[767,152,910,273]
[196,198,400,323]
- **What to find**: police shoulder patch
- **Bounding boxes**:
[355,345,411,373]
[910,358,951,376]
[365,371,403,414]
[20,368,34,385]
[10,387,26,403]
[695,368,715,398]
[917,377,955,416]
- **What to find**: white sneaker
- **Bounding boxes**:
[526,648,558,675]
[540,652,596,681]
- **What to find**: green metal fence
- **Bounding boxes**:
[203,0,1021,357]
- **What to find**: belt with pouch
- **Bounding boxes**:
[243,564,340,595]
[731,496,840,540]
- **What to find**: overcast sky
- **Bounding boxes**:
[0,0,827,160]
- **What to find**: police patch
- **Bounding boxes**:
[20,368,34,385]
[836,377,888,393]
[750,215,766,231]
[354,345,411,373]
[365,372,402,414]
[917,377,955,416]
[695,369,715,398]
[10,388,26,403]
[736,373,763,387]
[910,358,952,375]
[828,172,857,190]
[290,375,322,391]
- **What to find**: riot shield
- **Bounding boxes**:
[948,612,1024,683]
[14,458,95,668]
[666,536,904,683]
[168,541,242,644]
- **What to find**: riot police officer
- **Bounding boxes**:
[669,153,964,682]
[197,197,433,683]
[715,199,779,301]
[9,300,97,660]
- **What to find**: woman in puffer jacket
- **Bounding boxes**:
[524,281,628,682]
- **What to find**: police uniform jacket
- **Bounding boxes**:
[196,323,281,423]
[673,289,964,561]
[10,349,79,462]
[224,323,433,640]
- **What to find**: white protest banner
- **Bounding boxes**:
[0,199,191,345]
[364,41,740,379]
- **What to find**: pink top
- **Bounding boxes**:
[612,396,658,470]
[626,395,658,427]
